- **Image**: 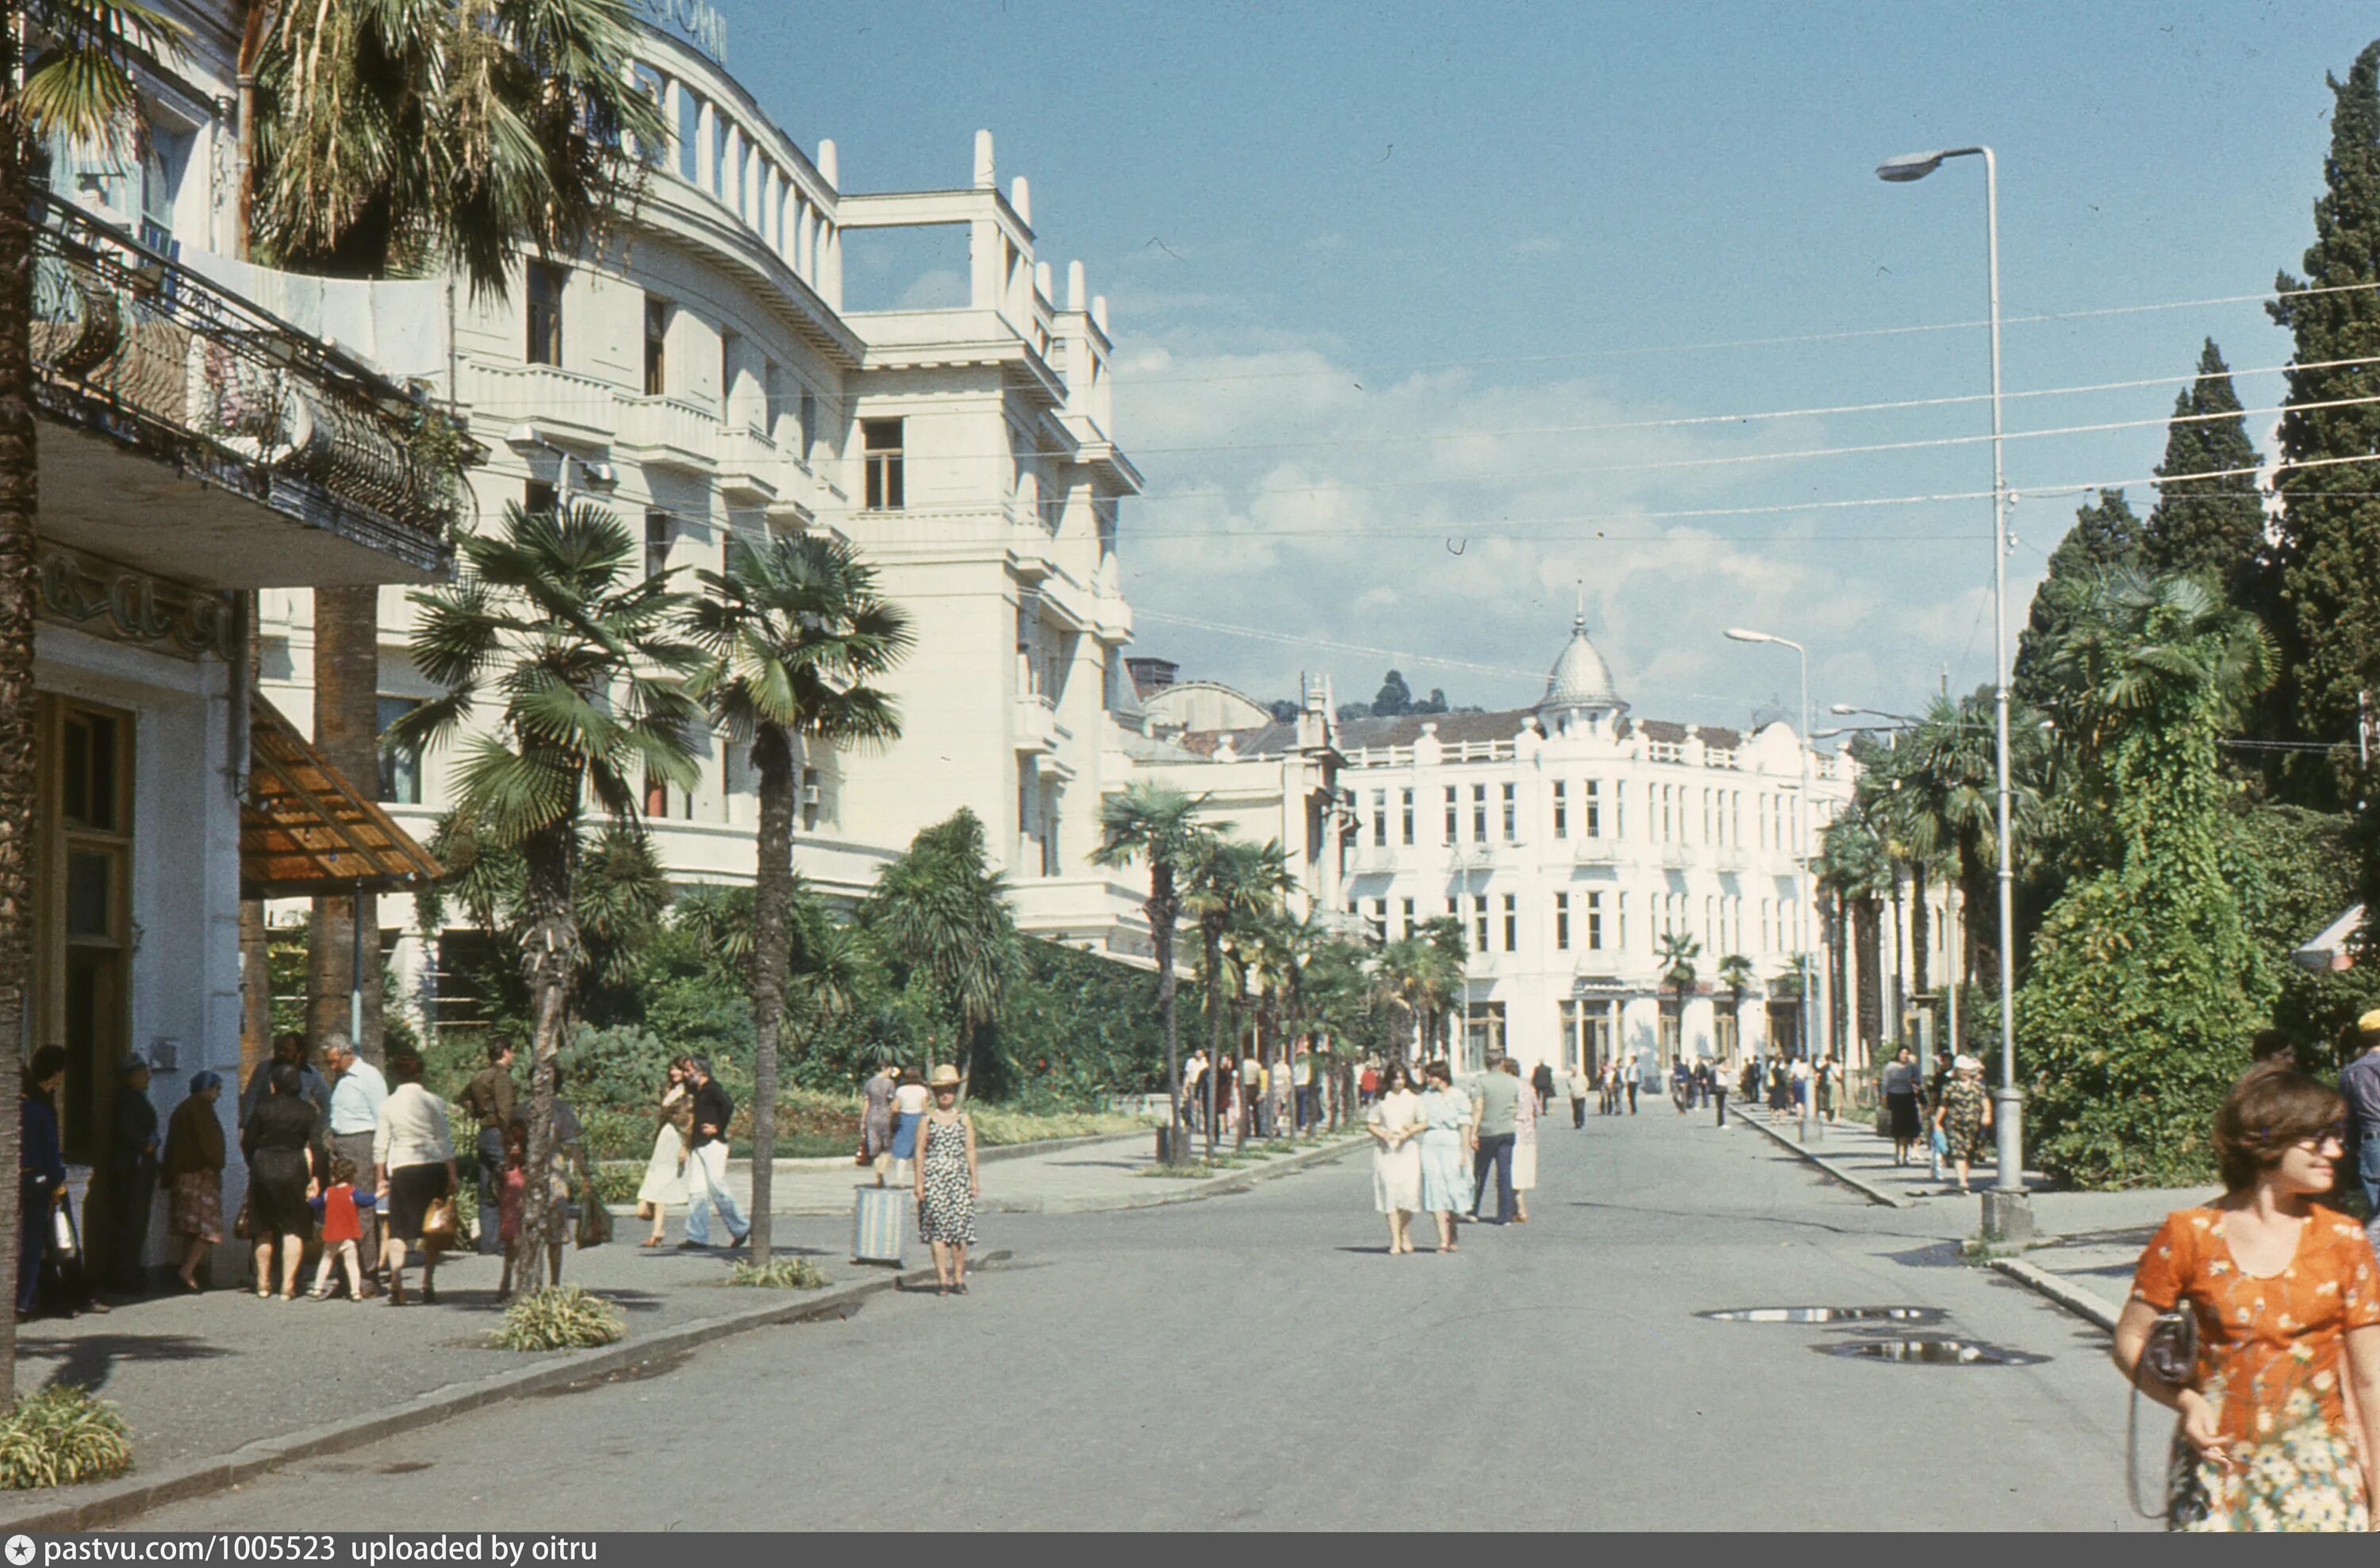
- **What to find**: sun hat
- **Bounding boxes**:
[2358,1008,2380,1040]
[1952,1054,1981,1073]
[928,1064,962,1090]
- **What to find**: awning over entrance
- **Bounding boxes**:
[242,695,443,898]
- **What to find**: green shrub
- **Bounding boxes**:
[489,1286,625,1351]
[727,1258,829,1289]
[590,1163,642,1205]
[0,1386,133,1489]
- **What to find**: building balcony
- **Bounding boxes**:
[716,425,781,505]
[615,393,716,475]
[32,196,462,589]
[1712,847,1749,874]
[1574,838,1623,865]
[1349,845,1400,876]
[463,360,615,450]
[1660,845,1693,870]
[1013,693,1066,752]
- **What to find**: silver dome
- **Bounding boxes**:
[1539,613,1622,713]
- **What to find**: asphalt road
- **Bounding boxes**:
[129,1108,2149,1531]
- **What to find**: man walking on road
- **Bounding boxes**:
[1713,1062,1729,1128]
[2340,1011,2380,1255]
[461,1040,517,1255]
[320,1034,387,1288]
[1292,1043,1318,1134]
[680,1056,749,1250]
[1568,1066,1591,1128]
[1468,1058,1521,1224]
[1530,1059,1555,1116]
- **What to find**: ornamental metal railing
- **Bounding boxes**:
[29,194,463,559]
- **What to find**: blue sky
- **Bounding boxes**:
[715,0,2378,731]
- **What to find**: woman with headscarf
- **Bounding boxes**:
[163,1071,226,1291]
[102,1054,159,1296]
[1932,1055,1993,1195]
[18,1047,68,1319]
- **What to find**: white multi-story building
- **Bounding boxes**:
[259,14,1152,1011]
[1161,615,1858,1079]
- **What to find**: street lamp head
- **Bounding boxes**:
[1723,627,1773,645]
[1828,702,1858,715]
[1876,151,1947,183]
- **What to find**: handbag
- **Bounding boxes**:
[231,1197,251,1241]
[49,1201,79,1259]
[575,1189,611,1249]
[2126,1301,2200,1520]
[420,1195,459,1246]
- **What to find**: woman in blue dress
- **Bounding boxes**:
[1415,1060,1476,1255]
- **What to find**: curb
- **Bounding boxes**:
[0,1249,1012,1535]
[1989,1256,2121,1332]
[1731,1113,1910,1209]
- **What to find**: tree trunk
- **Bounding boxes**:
[308,585,384,1061]
[1150,870,1183,1164]
[1203,918,1224,1161]
[516,815,576,1257]
[745,724,794,1262]
[1909,860,1931,1003]
[1855,897,1883,1058]
[0,120,40,1401]
[240,595,270,1086]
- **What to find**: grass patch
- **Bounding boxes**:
[489,1286,626,1351]
[0,1386,132,1490]
[1136,1161,1222,1179]
[727,1258,829,1290]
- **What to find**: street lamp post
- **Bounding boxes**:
[1723,627,1818,1145]
[1877,144,2031,1240]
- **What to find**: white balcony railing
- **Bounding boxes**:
[716,425,781,502]
[1661,845,1693,870]
[1575,839,1623,864]
[463,359,615,447]
[615,393,716,474]
[1014,694,1059,751]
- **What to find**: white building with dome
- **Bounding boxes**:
[1163,614,1857,1080]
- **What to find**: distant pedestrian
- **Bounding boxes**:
[1293,1046,1319,1133]
[681,1056,749,1251]
[1624,1058,1641,1115]
[373,1051,456,1307]
[18,1047,70,1319]
[2114,1066,2380,1531]
[306,1155,374,1303]
[886,1066,928,1191]
[1415,1062,1471,1254]
[1511,1064,1538,1224]
[1933,1055,1993,1195]
[102,1055,159,1296]
[1530,1060,1555,1116]
[1767,1060,1790,1113]
[1596,1061,1617,1116]
[2339,1011,2380,1256]
[163,1072,226,1293]
[1568,1067,1591,1129]
[1691,1059,1714,1109]
[1789,1055,1811,1115]
[1815,1053,1838,1123]
[915,1066,979,1295]
[318,1035,386,1291]
[860,1059,896,1183]
[1883,1046,1923,1165]
[1357,1059,1379,1111]
[1269,1052,1293,1139]
[1713,1061,1730,1127]
[637,1057,694,1244]
[1671,1059,1691,1114]
[1183,1048,1209,1133]
[1242,1052,1266,1137]
[461,1040,519,1256]
[1468,1058,1521,1225]
[242,1063,324,1301]
[1366,1063,1423,1255]
[494,1122,531,1301]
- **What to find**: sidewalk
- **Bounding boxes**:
[3,1129,1361,1527]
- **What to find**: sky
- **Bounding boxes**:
[712,0,2377,733]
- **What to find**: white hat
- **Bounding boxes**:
[1953,1054,1980,1073]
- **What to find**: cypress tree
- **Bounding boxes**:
[2010,489,2140,712]
[2268,40,2380,805]
[2141,340,2269,611]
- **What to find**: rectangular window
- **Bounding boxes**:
[1400,897,1415,938]
[525,262,563,367]
[629,64,666,165]
[1446,897,1460,921]
[1552,781,1568,840]
[798,387,818,462]
[862,418,905,510]
[644,510,670,578]
[719,329,739,423]
[1443,786,1457,844]
[1501,782,1517,842]
[524,479,557,517]
[1472,894,1490,955]
[762,359,783,436]
[376,696,424,805]
[1401,788,1415,846]
[1618,892,1629,949]
[1472,784,1488,843]
[1503,894,1518,953]
[1583,780,1601,838]
[1615,781,1626,840]
[1368,898,1388,946]
[801,766,820,832]
[1554,892,1570,951]
[643,295,668,394]
[1702,790,1714,844]
[1585,890,1604,951]
[1371,790,1388,848]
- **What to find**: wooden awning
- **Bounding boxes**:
[242,694,443,898]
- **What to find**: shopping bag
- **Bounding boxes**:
[851,1183,904,1266]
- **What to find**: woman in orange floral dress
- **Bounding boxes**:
[2115,1065,2380,1531]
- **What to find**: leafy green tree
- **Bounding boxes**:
[863,810,1019,1100]
[688,532,908,1259]
[1716,952,1756,1060]
[2143,340,2269,609]
[2268,39,2380,818]
[1090,783,1205,1161]
[1656,929,1700,1062]
[2018,571,2277,1185]
[0,0,183,1398]
[2012,490,2143,713]
[1818,809,1891,1059]
[1372,669,1414,717]
[390,500,703,1254]
[1374,934,1462,1063]
[1181,835,1288,1155]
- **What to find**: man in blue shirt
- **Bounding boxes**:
[320,1034,388,1292]
[2338,1011,2380,1255]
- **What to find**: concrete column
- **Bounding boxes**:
[696,99,715,192]
[1066,259,1085,310]
[822,225,842,311]
[663,78,685,173]
[1091,294,1108,332]
[1035,260,1052,301]
[817,138,839,189]
[795,200,813,280]
[1012,175,1031,225]
[971,217,1000,309]
[973,129,995,189]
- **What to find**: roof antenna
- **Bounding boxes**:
[1574,578,1587,632]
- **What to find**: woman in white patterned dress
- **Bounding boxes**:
[1366,1063,1423,1255]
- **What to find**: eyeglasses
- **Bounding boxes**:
[2295,1125,2348,1149]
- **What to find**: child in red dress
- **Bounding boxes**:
[307,1155,377,1302]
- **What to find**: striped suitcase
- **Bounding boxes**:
[852,1183,905,1266]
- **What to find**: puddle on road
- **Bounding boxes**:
[1698,1305,1947,1325]
[1817,1338,2046,1366]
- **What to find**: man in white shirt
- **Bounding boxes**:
[1292,1045,1318,1133]
[1183,1049,1208,1133]
[320,1033,387,1291]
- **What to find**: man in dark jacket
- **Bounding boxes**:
[679,1057,748,1250]
[103,1055,159,1294]
[461,1041,518,1255]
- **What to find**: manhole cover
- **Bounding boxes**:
[1698,1305,1947,1325]
[1817,1338,2045,1366]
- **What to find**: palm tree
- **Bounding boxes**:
[1715,952,1755,1065]
[0,0,182,1405]
[1655,929,1701,1066]
[248,0,666,1061]
[388,499,702,1255]
[1817,809,1892,1063]
[863,809,1019,1095]
[1181,836,1289,1155]
[1090,783,1205,1162]
[687,532,909,1260]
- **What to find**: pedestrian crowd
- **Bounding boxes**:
[1365,1055,1544,1255]
[1180,1040,1330,1141]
